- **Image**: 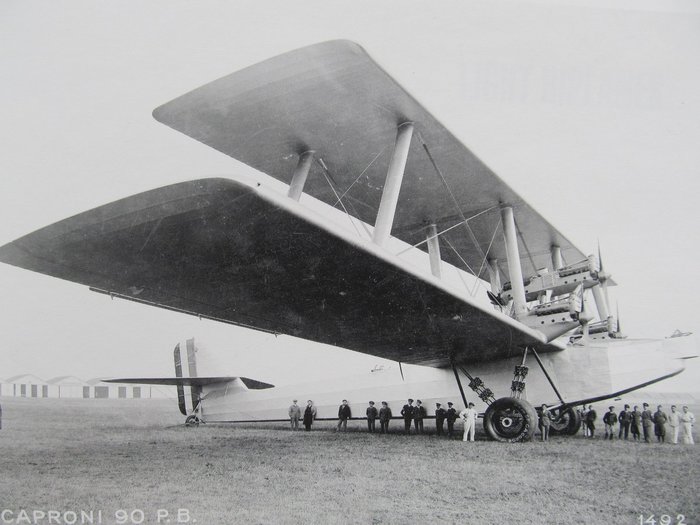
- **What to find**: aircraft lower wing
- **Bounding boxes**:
[0,177,559,367]
[103,377,275,389]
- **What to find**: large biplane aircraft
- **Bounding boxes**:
[0,41,694,441]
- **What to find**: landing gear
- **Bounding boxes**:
[483,397,538,442]
[185,414,200,427]
[549,407,581,436]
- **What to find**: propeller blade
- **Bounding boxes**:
[616,303,622,334]
[582,303,590,341]
[602,280,611,309]
[596,242,611,311]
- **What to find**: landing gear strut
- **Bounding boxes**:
[480,350,538,442]
[453,356,537,442]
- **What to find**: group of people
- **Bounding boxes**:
[578,403,695,444]
[398,398,478,441]
[287,399,318,431]
[289,399,696,444]
[287,398,478,441]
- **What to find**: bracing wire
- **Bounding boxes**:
[513,215,538,275]
[472,217,502,294]
[417,131,490,278]
[315,158,371,239]
[443,237,476,274]
[395,205,498,257]
[333,146,387,207]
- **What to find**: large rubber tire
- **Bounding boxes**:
[549,407,581,436]
[483,397,538,442]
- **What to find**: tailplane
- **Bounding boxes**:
[103,337,275,423]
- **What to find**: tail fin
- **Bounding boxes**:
[174,338,201,416]
[185,338,200,414]
[173,343,187,415]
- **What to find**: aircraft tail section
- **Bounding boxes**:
[104,337,275,419]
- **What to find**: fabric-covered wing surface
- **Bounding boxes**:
[153,40,587,282]
[0,178,556,367]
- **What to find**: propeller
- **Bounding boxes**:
[577,288,594,344]
[597,241,612,310]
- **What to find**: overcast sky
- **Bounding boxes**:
[1,0,698,388]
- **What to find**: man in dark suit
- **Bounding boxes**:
[337,399,351,432]
[366,401,378,433]
[379,401,392,434]
[641,403,654,443]
[603,406,617,440]
[585,405,597,438]
[618,404,631,440]
[401,398,415,434]
[630,405,642,440]
[654,405,668,443]
[446,402,458,438]
[435,403,446,436]
[414,400,426,434]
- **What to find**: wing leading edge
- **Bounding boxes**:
[0,177,559,367]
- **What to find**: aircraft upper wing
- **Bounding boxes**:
[153,40,587,282]
[0,178,561,368]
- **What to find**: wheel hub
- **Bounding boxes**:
[484,397,537,442]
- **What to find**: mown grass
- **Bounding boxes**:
[0,397,698,525]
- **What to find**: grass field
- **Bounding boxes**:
[0,397,698,525]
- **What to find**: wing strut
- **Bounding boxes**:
[450,361,469,408]
[426,224,442,278]
[530,347,566,406]
[551,245,563,271]
[373,122,414,246]
[501,206,527,317]
[287,150,315,201]
[591,284,610,321]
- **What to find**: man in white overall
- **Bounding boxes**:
[681,406,695,445]
[459,402,478,442]
[668,405,681,444]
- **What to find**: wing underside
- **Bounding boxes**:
[0,178,559,367]
[153,40,587,283]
